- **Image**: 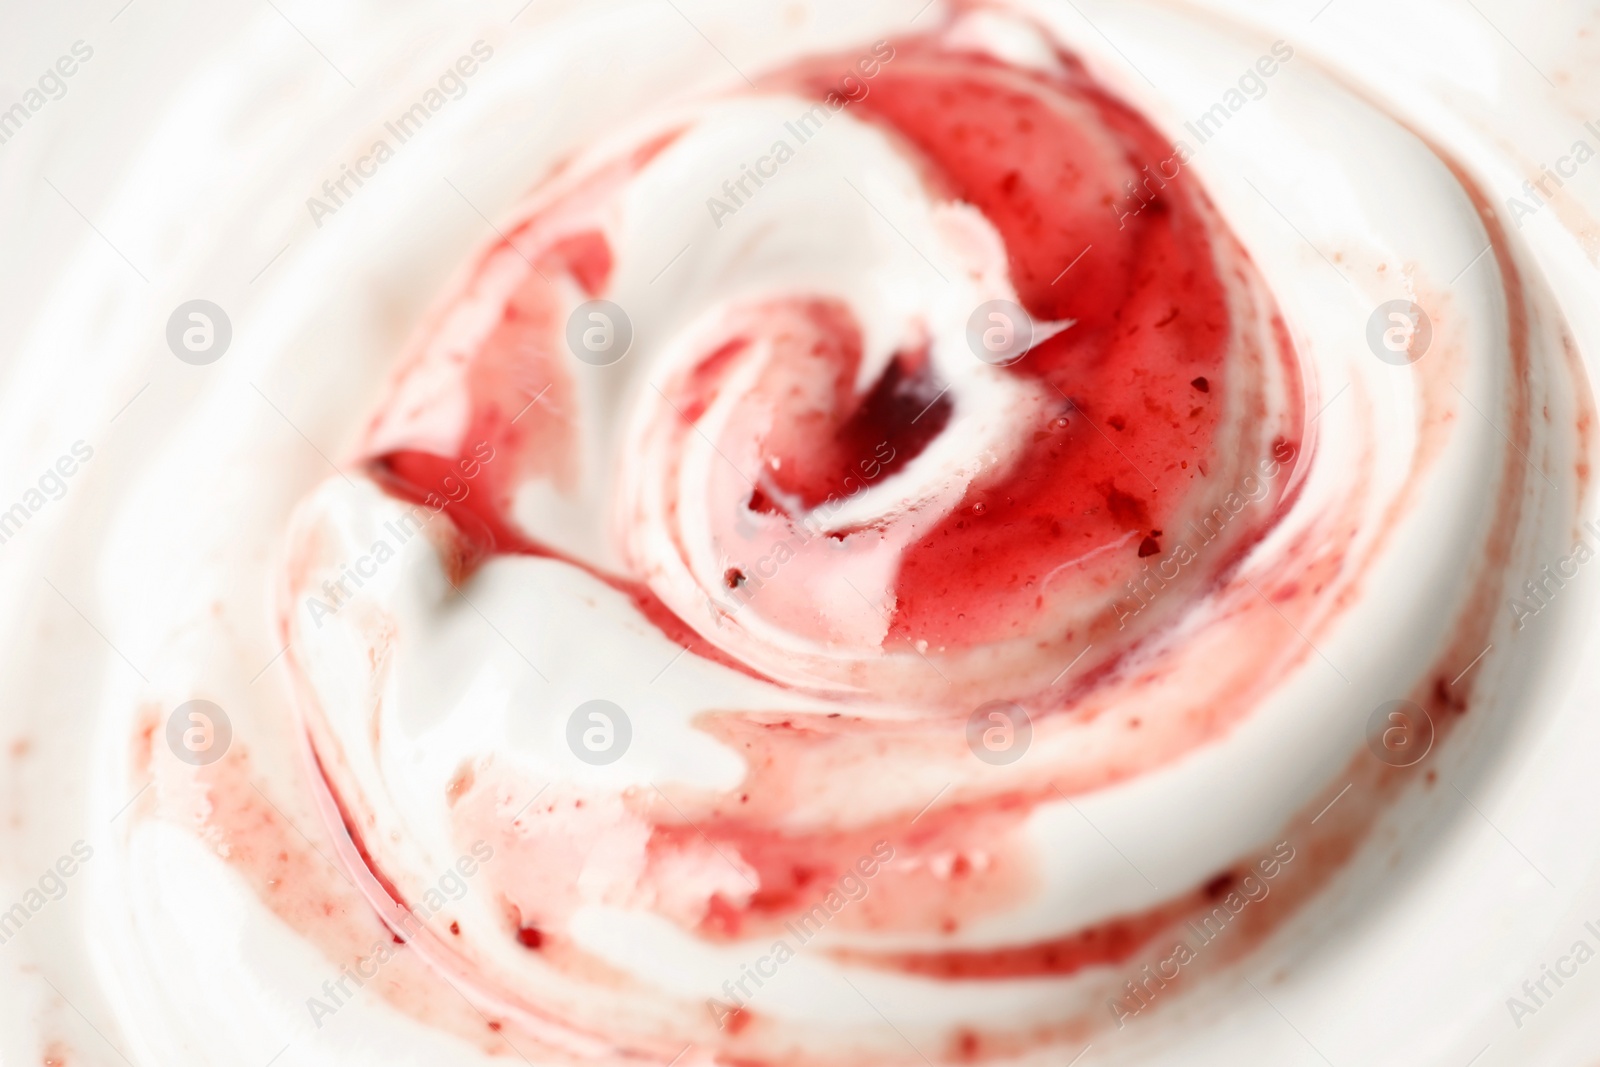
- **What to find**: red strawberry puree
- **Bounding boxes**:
[225,19,1547,1067]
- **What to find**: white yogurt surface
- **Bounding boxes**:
[3,1,1600,1065]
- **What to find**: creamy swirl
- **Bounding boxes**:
[3,1,1599,1066]
[283,19,1317,1058]
[273,5,1581,1061]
